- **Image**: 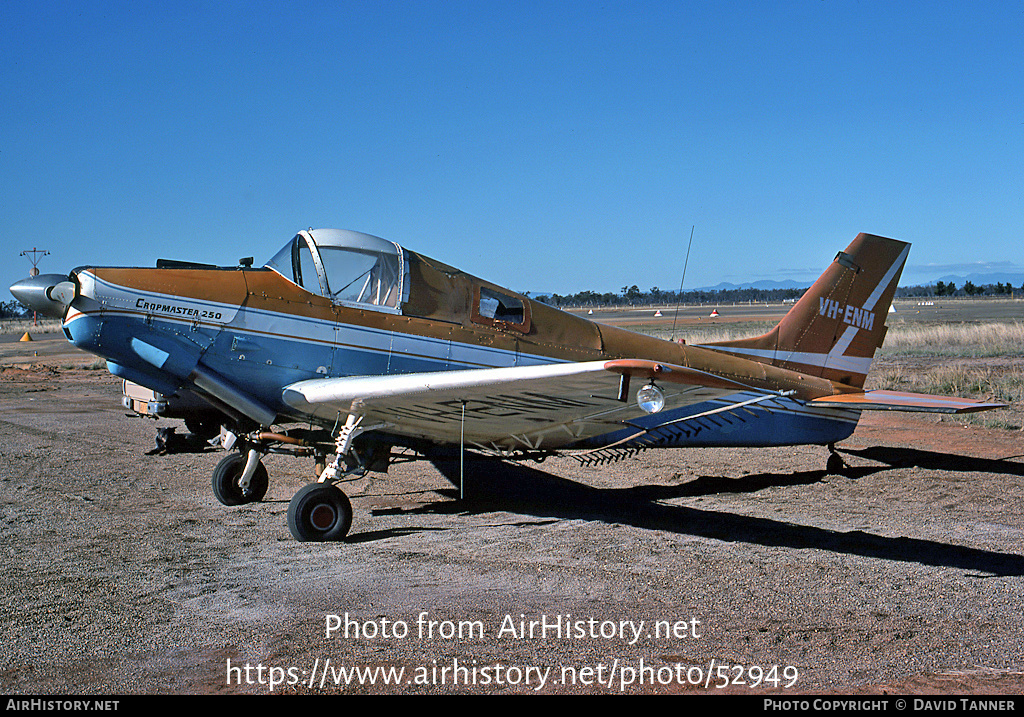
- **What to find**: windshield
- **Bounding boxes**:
[266,229,408,312]
[266,234,327,295]
[319,245,402,307]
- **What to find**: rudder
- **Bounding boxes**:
[704,233,910,388]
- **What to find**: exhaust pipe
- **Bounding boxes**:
[190,365,277,428]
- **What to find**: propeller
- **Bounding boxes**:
[9,273,76,318]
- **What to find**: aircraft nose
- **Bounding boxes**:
[9,273,75,318]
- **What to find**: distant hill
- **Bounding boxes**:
[933,272,1024,288]
[699,273,1024,292]
[693,279,806,292]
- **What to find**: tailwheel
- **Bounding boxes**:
[211,452,269,505]
[288,482,353,542]
[825,445,847,476]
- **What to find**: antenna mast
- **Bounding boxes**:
[20,247,49,278]
[669,226,694,341]
[19,247,50,326]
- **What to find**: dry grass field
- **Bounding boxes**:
[0,318,63,335]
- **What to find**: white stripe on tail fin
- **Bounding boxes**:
[702,233,910,388]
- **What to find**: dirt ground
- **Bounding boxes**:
[1,337,1023,694]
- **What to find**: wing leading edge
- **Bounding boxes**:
[281,359,767,451]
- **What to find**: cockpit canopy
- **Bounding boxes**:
[266,229,409,313]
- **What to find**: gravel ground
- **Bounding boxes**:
[1,353,1023,695]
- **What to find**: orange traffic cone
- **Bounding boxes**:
[19,332,33,342]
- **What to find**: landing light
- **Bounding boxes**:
[637,383,665,414]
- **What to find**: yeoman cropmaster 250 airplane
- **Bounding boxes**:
[10,229,1005,541]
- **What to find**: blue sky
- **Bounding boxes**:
[3,1,1023,298]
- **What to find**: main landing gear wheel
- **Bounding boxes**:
[287,483,353,542]
[211,453,269,506]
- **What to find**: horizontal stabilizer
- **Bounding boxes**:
[809,390,1006,414]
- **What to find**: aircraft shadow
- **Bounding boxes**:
[345,526,453,544]
[838,446,1024,477]
[145,427,217,455]
[390,456,1024,577]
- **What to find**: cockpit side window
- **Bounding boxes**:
[472,285,531,333]
[478,287,524,322]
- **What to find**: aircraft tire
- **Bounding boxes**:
[287,483,352,542]
[212,453,269,506]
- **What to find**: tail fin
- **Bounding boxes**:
[705,233,910,388]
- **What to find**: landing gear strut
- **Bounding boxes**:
[286,413,381,542]
[211,419,385,542]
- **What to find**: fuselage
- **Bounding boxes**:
[56,229,858,451]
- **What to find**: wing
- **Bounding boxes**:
[809,390,1006,413]
[281,359,756,452]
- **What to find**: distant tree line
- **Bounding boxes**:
[532,281,1024,308]
[0,300,29,319]
[894,281,1024,298]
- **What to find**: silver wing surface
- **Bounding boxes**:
[281,359,751,452]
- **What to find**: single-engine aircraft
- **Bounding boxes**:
[10,229,1006,541]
